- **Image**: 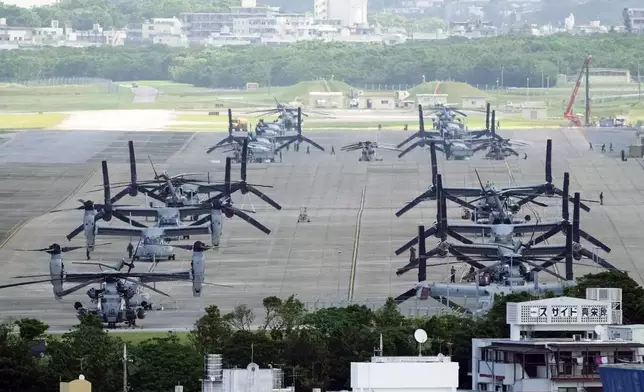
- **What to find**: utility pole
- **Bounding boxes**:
[123,344,128,392]
[526,77,530,102]
[638,60,641,102]
[585,59,591,127]
[500,66,504,89]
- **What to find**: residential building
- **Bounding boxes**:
[76,24,125,46]
[0,18,124,49]
[180,6,280,42]
[624,8,644,33]
[0,18,34,44]
[314,0,368,27]
[471,289,635,392]
[140,18,187,47]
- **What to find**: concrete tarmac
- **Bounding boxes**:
[0,127,643,330]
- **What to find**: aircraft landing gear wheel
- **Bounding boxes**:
[86,250,90,260]
[171,254,176,260]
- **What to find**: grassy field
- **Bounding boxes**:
[0,84,134,112]
[0,113,68,129]
[0,79,642,122]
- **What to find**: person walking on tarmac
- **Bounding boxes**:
[450,266,456,283]
[610,143,613,152]
[127,242,134,259]
[589,142,593,151]
[601,144,606,152]
[599,192,604,205]
[331,146,335,155]
[306,146,310,154]
[409,247,417,264]
[524,153,528,160]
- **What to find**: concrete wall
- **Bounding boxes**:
[358,95,395,109]
[461,97,486,110]
[351,362,459,391]
[223,368,273,392]
[309,92,343,108]
[522,108,547,120]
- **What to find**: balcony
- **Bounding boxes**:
[550,364,601,381]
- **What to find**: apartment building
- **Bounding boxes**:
[624,8,644,33]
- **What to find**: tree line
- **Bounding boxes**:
[2,271,643,392]
[2,35,644,88]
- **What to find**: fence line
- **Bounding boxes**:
[1,77,121,94]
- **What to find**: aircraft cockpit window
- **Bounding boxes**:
[143,237,161,245]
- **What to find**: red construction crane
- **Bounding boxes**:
[564,54,592,127]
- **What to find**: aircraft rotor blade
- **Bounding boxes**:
[58,278,104,297]
[0,278,58,289]
[274,138,297,153]
[394,226,437,256]
[394,288,417,304]
[395,191,432,217]
[66,224,85,241]
[300,136,325,151]
[227,207,271,234]
[112,211,147,228]
[397,131,420,149]
[526,224,563,247]
[122,277,171,297]
[246,186,282,210]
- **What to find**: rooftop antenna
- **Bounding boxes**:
[414,328,428,356]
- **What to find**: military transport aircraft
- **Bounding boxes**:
[0,241,230,328]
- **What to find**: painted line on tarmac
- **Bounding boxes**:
[0,169,97,250]
[348,185,367,300]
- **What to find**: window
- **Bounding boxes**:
[381,100,389,104]
[478,383,488,391]
[558,388,577,392]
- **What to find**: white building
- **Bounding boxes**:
[470,289,643,392]
[141,18,188,47]
[314,0,368,26]
[352,355,459,392]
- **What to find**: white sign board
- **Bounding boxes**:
[518,303,611,325]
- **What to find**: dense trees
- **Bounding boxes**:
[0,271,641,391]
[2,35,644,88]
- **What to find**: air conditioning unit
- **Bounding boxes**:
[573,334,582,341]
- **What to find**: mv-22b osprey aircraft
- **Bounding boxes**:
[0,241,227,328]
[60,158,271,261]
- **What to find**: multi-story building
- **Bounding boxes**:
[181,6,280,42]
[141,18,188,47]
[624,8,644,33]
[76,24,125,46]
[314,0,368,26]
[471,289,636,392]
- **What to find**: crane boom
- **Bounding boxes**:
[564,55,592,127]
